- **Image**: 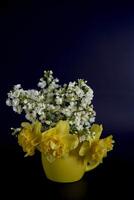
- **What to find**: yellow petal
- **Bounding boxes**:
[79,141,90,156]
[56,120,69,135]
[99,135,114,152]
[21,122,32,131]
[62,134,79,151]
[32,120,42,136]
[50,140,57,150]
[90,124,103,140]
[42,127,56,137]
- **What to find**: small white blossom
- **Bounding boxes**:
[12,99,19,106]
[6,99,11,106]
[75,86,84,98]
[38,81,46,88]
[14,84,21,89]
[54,78,59,83]
[62,108,72,117]
[68,82,75,88]
[79,135,86,142]
[55,96,63,105]
[45,120,51,125]
[24,99,28,104]
[49,70,53,75]
[89,117,95,123]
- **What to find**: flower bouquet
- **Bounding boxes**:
[6,70,114,183]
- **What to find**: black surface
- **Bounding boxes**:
[1,1,134,199]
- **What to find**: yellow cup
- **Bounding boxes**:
[41,149,100,183]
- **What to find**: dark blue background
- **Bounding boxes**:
[1,0,134,199]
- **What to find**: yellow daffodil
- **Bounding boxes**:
[79,124,114,171]
[88,135,114,164]
[79,124,103,156]
[40,120,79,162]
[18,121,42,157]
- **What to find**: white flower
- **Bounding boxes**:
[79,135,86,142]
[75,86,84,98]
[84,121,90,127]
[24,99,28,104]
[89,117,95,123]
[14,84,21,90]
[49,70,53,75]
[27,103,33,110]
[13,99,19,106]
[13,90,21,98]
[48,104,55,110]
[38,81,46,88]
[62,108,72,117]
[77,124,83,131]
[6,99,11,106]
[54,78,59,83]
[45,120,51,125]
[70,102,75,107]
[13,106,17,112]
[55,96,63,105]
[16,106,22,114]
[68,82,75,88]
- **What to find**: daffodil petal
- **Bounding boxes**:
[90,124,103,140]
[56,120,69,135]
[32,120,42,136]
[42,127,56,137]
[62,134,79,151]
[99,135,114,152]
[79,141,90,156]
[21,122,32,131]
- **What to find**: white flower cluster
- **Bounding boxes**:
[6,70,96,136]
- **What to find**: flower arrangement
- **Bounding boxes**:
[6,70,114,182]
